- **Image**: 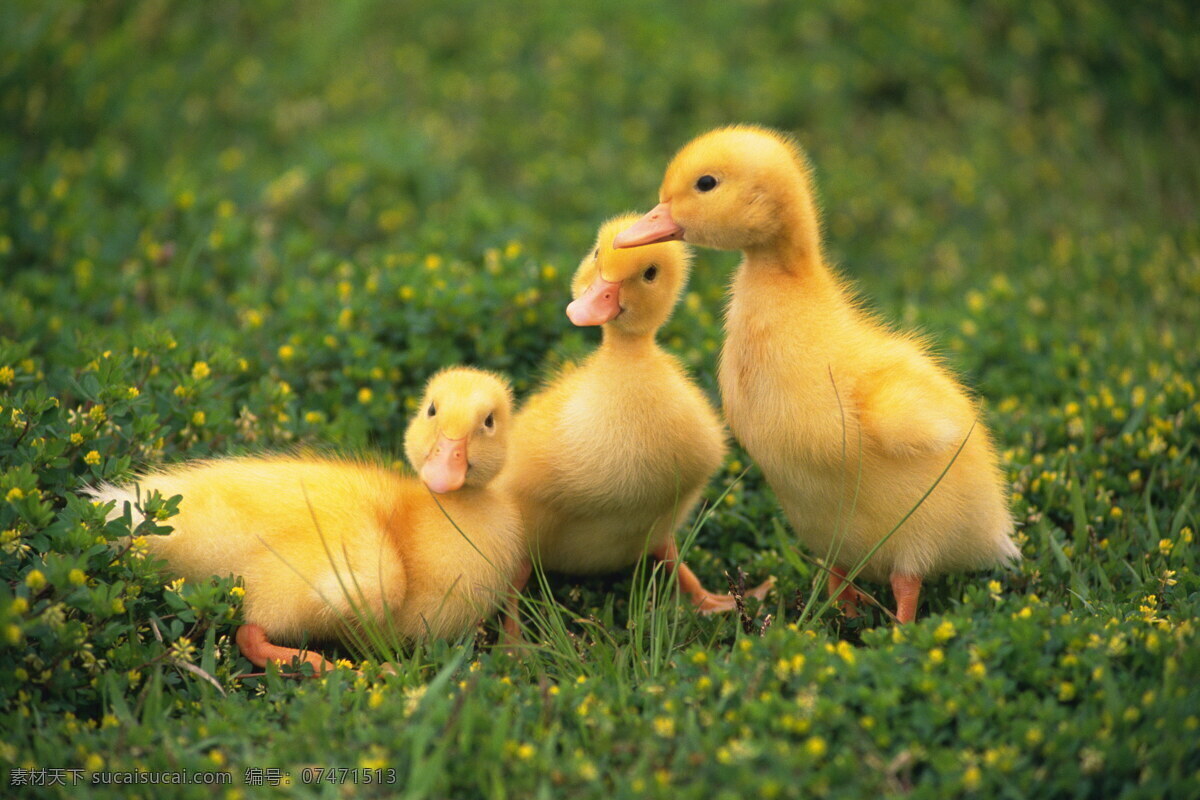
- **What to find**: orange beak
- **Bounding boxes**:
[566,276,622,326]
[613,203,684,249]
[420,435,468,494]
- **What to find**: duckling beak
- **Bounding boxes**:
[420,435,468,494]
[613,203,684,248]
[566,276,622,326]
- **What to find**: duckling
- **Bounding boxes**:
[501,215,773,612]
[616,125,1017,623]
[86,367,523,671]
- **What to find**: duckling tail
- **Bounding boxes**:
[81,482,142,522]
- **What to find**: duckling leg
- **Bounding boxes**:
[500,558,532,643]
[828,566,862,618]
[235,624,335,675]
[652,539,773,614]
[890,573,922,624]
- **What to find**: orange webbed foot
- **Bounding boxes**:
[236,624,336,677]
[652,539,775,616]
[690,590,740,614]
[689,575,777,616]
[691,574,777,616]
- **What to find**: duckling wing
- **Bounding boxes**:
[854,350,975,459]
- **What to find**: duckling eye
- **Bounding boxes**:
[695,175,718,192]
[643,265,658,282]
[427,403,437,417]
[484,412,495,430]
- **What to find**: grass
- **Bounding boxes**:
[2,0,1198,797]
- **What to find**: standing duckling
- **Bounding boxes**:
[501,215,773,612]
[616,126,1017,623]
[87,367,523,671]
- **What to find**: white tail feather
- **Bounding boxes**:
[81,482,144,522]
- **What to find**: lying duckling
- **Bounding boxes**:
[501,215,772,612]
[617,126,1017,622]
[87,367,523,670]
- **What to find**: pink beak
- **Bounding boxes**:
[420,435,468,494]
[566,276,622,326]
[613,203,684,249]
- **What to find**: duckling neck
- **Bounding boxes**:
[600,327,659,357]
[430,485,506,546]
[744,189,826,281]
[742,243,839,300]
[438,484,491,509]
[417,483,520,576]
[735,223,848,325]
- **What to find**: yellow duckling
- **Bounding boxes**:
[87,367,523,670]
[501,214,772,612]
[617,126,1017,623]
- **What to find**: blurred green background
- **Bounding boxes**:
[2,1,1198,796]
[3,0,1196,466]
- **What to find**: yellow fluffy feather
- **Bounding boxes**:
[501,215,771,611]
[86,367,522,662]
[617,126,1017,622]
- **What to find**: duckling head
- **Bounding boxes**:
[566,213,691,337]
[614,125,820,256]
[404,367,513,494]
